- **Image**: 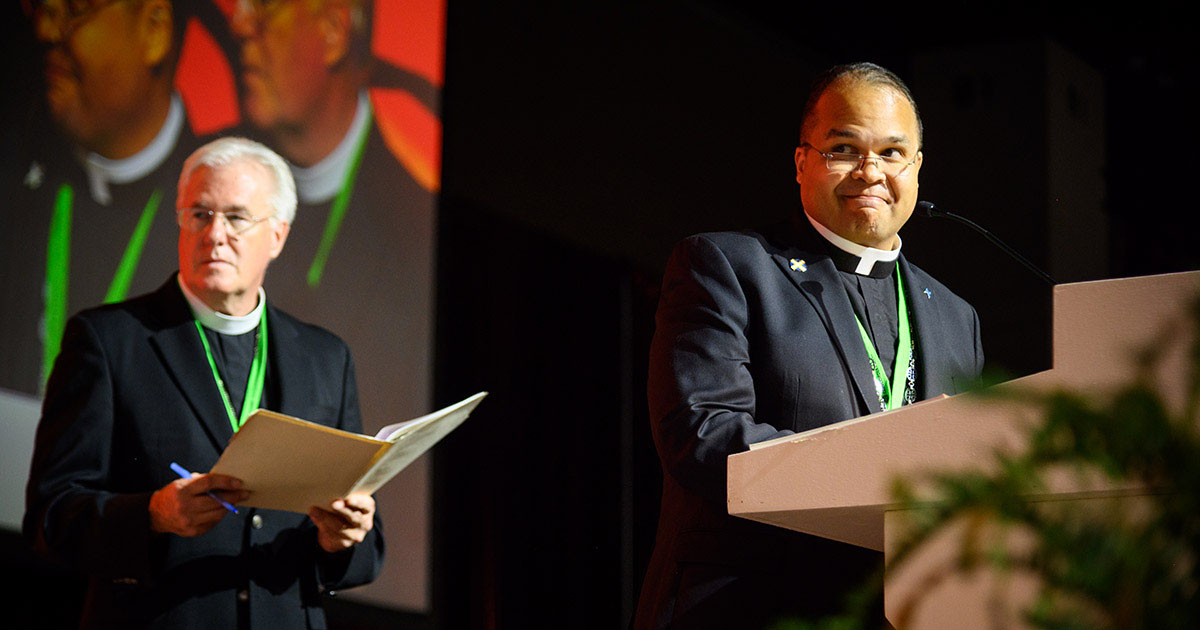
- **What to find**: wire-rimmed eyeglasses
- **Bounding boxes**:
[801,143,918,176]
[176,208,274,237]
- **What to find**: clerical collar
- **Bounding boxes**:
[803,211,902,279]
[291,90,372,205]
[177,276,266,336]
[82,93,184,206]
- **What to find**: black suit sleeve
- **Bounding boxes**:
[23,315,159,580]
[648,235,793,504]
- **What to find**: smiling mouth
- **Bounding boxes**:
[842,194,891,205]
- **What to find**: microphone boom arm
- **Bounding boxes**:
[916,201,1057,286]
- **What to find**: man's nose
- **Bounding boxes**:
[851,156,886,180]
[35,0,67,43]
[201,214,232,243]
[230,0,259,38]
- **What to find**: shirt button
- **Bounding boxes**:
[237,589,249,602]
[251,514,264,529]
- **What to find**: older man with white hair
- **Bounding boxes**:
[24,137,384,629]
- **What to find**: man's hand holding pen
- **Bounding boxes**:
[149,472,249,537]
[148,461,375,554]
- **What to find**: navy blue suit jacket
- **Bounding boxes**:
[635,221,982,628]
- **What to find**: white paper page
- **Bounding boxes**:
[353,392,487,493]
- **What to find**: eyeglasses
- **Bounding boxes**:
[177,208,274,236]
[801,143,918,176]
[34,0,129,38]
[233,0,292,32]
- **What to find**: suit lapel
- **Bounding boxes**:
[767,235,878,414]
[900,256,941,400]
[267,304,312,419]
[148,282,235,453]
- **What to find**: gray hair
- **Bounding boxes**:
[178,137,298,224]
[799,62,923,148]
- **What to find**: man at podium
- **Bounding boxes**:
[634,63,984,628]
[24,137,384,629]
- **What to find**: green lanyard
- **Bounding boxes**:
[306,107,373,288]
[194,311,268,433]
[853,268,913,411]
[42,184,161,387]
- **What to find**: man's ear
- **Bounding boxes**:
[319,2,353,67]
[139,0,173,68]
[794,146,806,185]
[269,221,291,259]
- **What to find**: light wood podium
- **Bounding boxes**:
[727,270,1198,628]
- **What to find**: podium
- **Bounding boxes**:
[726,271,1198,628]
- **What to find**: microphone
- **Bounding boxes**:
[916,201,1057,286]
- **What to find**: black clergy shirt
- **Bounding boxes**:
[806,225,905,377]
[200,326,267,419]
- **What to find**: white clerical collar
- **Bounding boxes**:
[82,93,185,206]
[291,90,372,205]
[804,211,902,276]
[177,276,266,336]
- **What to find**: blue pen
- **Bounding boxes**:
[169,462,239,514]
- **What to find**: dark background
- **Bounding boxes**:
[4,1,1197,628]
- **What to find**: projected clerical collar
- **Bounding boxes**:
[804,210,901,279]
[291,90,372,205]
[81,94,184,206]
[178,275,266,336]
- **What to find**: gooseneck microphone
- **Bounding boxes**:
[916,201,1057,286]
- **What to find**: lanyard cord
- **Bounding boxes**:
[306,107,374,288]
[853,267,913,411]
[42,185,73,387]
[105,189,162,303]
[194,310,268,433]
[41,184,161,387]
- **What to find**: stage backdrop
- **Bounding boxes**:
[0,0,444,612]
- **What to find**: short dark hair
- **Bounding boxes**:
[798,62,923,148]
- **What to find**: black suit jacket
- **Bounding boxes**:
[24,278,385,629]
[634,222,983,628]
